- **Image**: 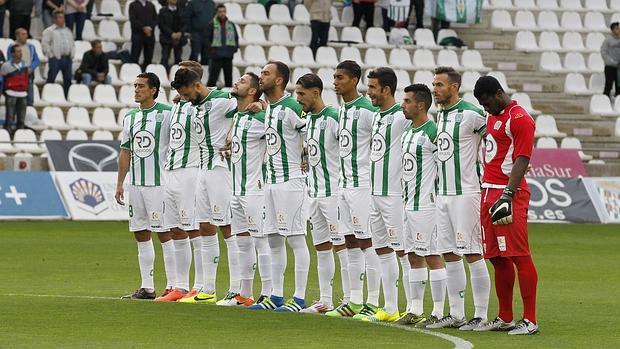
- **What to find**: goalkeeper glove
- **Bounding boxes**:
[490,187,515,225]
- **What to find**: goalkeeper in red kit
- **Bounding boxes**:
[472,76,539,335]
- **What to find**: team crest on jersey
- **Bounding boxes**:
[493,121,502,130]
[244,119,252,129]
[386,115,394,124]
[204,101,212,112]
[455,113,463,122]
[155,112,164,122]
[320,120,327,129]
[277,110,286,120]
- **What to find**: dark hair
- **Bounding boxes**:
[53,9,64,16]
[404,84,432,112]
[611,22,619,30]
[336,60,362,82]
[367,67,397,96]
[296,73,323,93]
[171,68,201,90]
[91,39,102,48]
[434,66,462,87]
[245,72,262,101]
[178,60,204,78]
[267,61,290,88]
[137,72,161,99]
[216,3,226,11]
[473,76,504,100]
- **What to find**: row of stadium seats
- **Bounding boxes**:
[515,30,605,53]
[484,0,620,12]
[491,9,609,31]
[539,51,604,73]
[0,129,119,155]
[537,136,595,160]
[565,72,608,95]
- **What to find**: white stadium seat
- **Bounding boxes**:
[388,48,412,70]
[68,84,97,108]
[93,107,122,132]
[537,11,560,31]
[414,28,440,48]
[119,85,137,107]
[488,0,514,9]
[537,0,558,10]
[92,130,114,140]
[539,31,562,51]
[269,4,294,25]
[292,46,317,68]
[413,70,434,90]
[563,52,588,73]
[564,73,590,95]
[395,70,411,90]
[243,45,267,66]
[67,107,97,131]
[41,83,71,107]
[514,10,537,31]
[291,67,312,86]
[588,53,605,72]
[315,46,339,68]
[612,0,620,11]
[323,90,339,106]
[584,12,607,31]
[461,50,490,72]
[461,71,481,93]
[589,72,605,94]
[98,20,124,43]
[561,12,583,32]
[267,45,292,65]
[562,32,586,52]
[243,24,268,45]
[93,84,120,108]
[73,41,92,62]
[317,68,336,89]
[412,49,436,70]
[512,92,542,115]
[561,137,592,160]
[14,129,44,154]
[339,46,364,67]
[536,137,558,148]
[40,129,63,142]
[269,25,292,46]
[119,63,142,84]
[293,5,310,24]
[292,25,311,45]
[340,27,364,44]
[436,29,459,45]
[364,27,390,49]
[515,31,539,52]
[561,0,583,11]
[225,3,244,23]
[107,64,124,86]
[341,6,354,26]
[535,115,566,138]
[41,107,71,131]
[437,50,462,70]
[0,129,17,154]
[96,0,127,20]
[586,32,606,52]
[590,94,617,116]
[82,20,97,41]
[364,48,388,68]
[328,26,339,42]
[245,3,269,25]
[585,0,610,12]
[66,129,89,140]
[491,10,513,30]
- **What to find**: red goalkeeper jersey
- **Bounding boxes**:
[482,100,535,191]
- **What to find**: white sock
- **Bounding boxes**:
[316,249,335,306]
[268,234,287,298]
[469,259,490,320]
[445,260,467,319]
[160,240,176,289]
[399,255,412,312]
[378,252,399,314]
[237,235,255,299]
[173,238,191,291]
[364,247,381,306]
[254,236,272,296]
[430,268,447,318]
[224,236,241,294]
[409,267,428,316]
[201,235,219,294]
[190,236,204,291]
[288,235,310,300]
[347,248,365,305]
[336,249,351,304]
[137,240,155,291]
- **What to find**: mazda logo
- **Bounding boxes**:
[68,143,119,171]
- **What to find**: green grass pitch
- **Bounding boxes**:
[0,222,618,348]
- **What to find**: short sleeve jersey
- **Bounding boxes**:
[165,100,202,170]
[370,103,411,196]
[306,106,340,198]
[121,102,172,186]
[338,95,378,189]
[230,110,266,196]
[264,94,306,184]
[194,89,237,170]
[401,119,438,211]
[436,99,487,196]
[483,100,535,191]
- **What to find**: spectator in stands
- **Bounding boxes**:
[42,0,63,29]
[159,0,187,71]
[42,9,74,97]
[352,0,376,29]
[8,28,40,107]
[305,0,331,57]
[405,0,424,29]
[0,49,5,99]
[64,0,89,41]
[602,22,620,98]
[258,0,280,17]
[0,0,6,38]
[206,4,238,87]
[378,0,393,32]
[184,0,215,65]
[129,0,158,70]
[76,40,111,85]
[7,0,34,39]
[0,44,29,133]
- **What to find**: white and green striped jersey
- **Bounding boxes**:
[370,103,410,196]
[401,119,438,211]
[306,106,340,198]
[121,102,172,186]
[165,100,203,170]
[338,95,378,189]
[264,93,306,184]
[436,99,487,196]
[194,89,237,170]
[230,110,266,196]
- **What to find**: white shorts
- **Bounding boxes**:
[231,195,265,237]
[436,194,483,255]
[338,188,372,240]
[164,167,198,231]
[308,196,345,246]
[195,166,232,226]
[264,178,306,236]
[404,209,438,256]
[370,195,404,251]
[128,185,166,232]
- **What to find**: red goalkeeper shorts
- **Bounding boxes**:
[481,188,531,259]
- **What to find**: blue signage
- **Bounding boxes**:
[0,172,68,219]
